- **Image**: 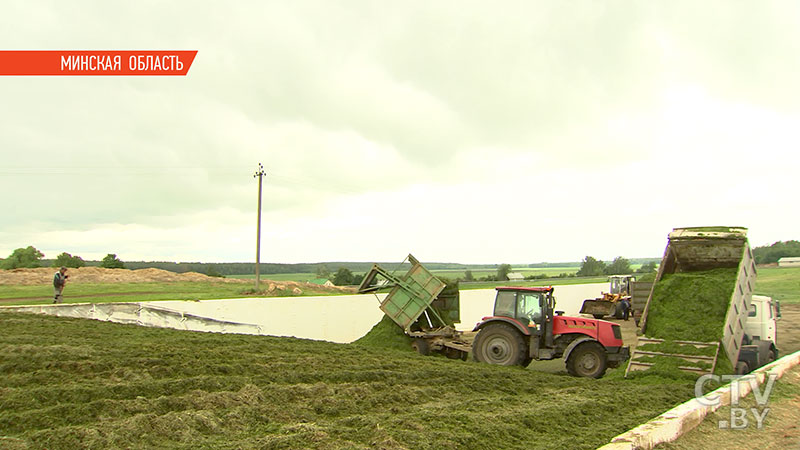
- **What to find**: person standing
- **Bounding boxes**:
[53,267,68,304]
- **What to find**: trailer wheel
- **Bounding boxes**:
[411,339,430,356]
[472,323,528,366]
[566,342,607,378]
[444,347,467,360]
[522,357,534,367]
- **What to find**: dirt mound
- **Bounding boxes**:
[243,280,354,296]
[0,267,249,286]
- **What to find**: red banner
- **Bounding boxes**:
[0,51,198,76]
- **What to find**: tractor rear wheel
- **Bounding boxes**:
[472,323,528,366]
[566,342,608,378]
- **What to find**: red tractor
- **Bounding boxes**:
[472,286,629,378]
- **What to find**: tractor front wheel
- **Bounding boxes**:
[566,342,608,378]
[472,323,528,366]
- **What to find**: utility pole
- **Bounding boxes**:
[254,163,266,291]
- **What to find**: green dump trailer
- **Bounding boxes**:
[358,254,470,359]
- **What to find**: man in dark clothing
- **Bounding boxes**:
[620,298,631,321]
[53,267,68,303]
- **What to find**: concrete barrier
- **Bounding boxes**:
[598,350,800,449]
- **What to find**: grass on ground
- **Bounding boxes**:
[755,266,800,304]
[0,311,696,450]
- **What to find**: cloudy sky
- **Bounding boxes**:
[1,1,799,265]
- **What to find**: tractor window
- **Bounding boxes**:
[494,291,516,318]
[517,292,543,323]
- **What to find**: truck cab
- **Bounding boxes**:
[745,295,781,344]
[737,295,781,374]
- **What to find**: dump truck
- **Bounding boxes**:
[579,275,636,319]
[359,254,630,378]
[625,226,780,377]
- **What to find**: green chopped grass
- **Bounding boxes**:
[0,311,697,450]
[645,268,738,342]
[677,226,744,233]
[351,314,414,352]
[637,341,718,357]
[637,268,739,378]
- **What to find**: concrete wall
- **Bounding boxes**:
[599,350,800,450]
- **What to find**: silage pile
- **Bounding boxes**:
[637,268,739,376]
[352,315,414,352]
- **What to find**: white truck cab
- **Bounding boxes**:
[746,295,781,344]
[737,295,781,374]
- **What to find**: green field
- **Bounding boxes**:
[0,281,348,306]
[2,266,794,307]
[0,311,697,450]
[228,272,321,282]
[229,266,630,282]
[755,266,800,303]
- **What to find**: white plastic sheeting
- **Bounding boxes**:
[2,302,263,335]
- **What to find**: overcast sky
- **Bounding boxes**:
[1,1,799,265]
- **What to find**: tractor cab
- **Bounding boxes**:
[492,286,556,332]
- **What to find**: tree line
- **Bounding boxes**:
[576,256,656,277]
[753,241,800,264]
[0,246,125,270]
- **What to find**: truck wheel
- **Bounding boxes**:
[566,342,608,378]
[411,339,430,356]
[735,361,750,375]
[472,323,528,366]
